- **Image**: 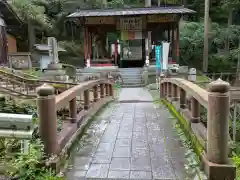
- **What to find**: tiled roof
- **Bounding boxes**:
[67,6,195,17]
[0,0,22,26]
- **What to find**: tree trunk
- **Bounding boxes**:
[27,20,36,52]
[183,0,187,7]
[225,9,233,52]
[203,0,210,73]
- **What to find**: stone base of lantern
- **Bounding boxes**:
[40,63,69,82]
[202,153,236,180]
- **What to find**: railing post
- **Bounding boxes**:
[207,79,229,163]
[160,83,164,98]
[167,82,172,98]
[100,84,104,98]
[93,85,98,102]
[84,89,89,110]
[179,88,186,109]
[105,83,109,96]
[36,84,58,155]
[109,84,113,97]
[205,79,235,180]
[171,84,178,101]
[160,75,165,98]
[190,97,200,123]
[187,96,192,110]
[164,82,168,97]
[69,97,77,123]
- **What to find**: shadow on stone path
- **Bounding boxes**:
[66,88,200,180]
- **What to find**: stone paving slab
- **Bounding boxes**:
[66,88,194,180]
[118,88,153,102]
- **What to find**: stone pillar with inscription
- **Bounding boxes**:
[41,37,69,81]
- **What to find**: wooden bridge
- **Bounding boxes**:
[32,75,237,180]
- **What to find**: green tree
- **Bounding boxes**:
[10,0,52,50]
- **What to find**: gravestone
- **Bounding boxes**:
[40,37,69,81]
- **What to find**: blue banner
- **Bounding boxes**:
[155,45,162,68]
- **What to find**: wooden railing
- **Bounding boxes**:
[36,78,114,156]
[0,69,78,97]
[160,77,236,180]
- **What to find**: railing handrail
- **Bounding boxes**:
[0,66,38,79]
[161,78,208,108]
[0,69,78,86]
[55,79,111,110]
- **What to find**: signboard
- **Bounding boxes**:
[147,14,178,23]
[85,17,115,24]
[121,31,143,40]
[117,17,145,30]
[155,45,162,69]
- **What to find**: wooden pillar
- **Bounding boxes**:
[145,31,149,65]
[93,85,98,102]
[36,84,58,155]
[171,24,175,61]
[84,27,88,62]
[84,90,90,110]
[100,84,105,98]
[176,22,180,63]
[69,97,77,123]
[142,32,146,64]
[109,84,113,97]
[88,30,92,64]
[168,25,171,42]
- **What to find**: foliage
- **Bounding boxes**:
[173,123,205,179]
[180,21,240,73]
[230,142,240,179]
[0,98,36,115]
[6,139,64,180]
[156,98,206,179]
[0,97,63,179]
[22,69,41,78]
[11,0,52,30]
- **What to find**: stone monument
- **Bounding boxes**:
[40,37,69,81]
[188,68,197,82]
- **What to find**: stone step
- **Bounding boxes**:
[122,76,142,80]
[120,70,142,73]
[121,83,145,87]
[121,76,142,80]
[123,81,142,84]
[121,77,142,81]
[121,74,142,77]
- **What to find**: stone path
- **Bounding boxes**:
[118,88,153,102]
[66,88,193,180]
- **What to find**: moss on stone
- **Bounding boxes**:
[161,99,204,158]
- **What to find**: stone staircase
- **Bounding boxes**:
[119,68,144,87]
